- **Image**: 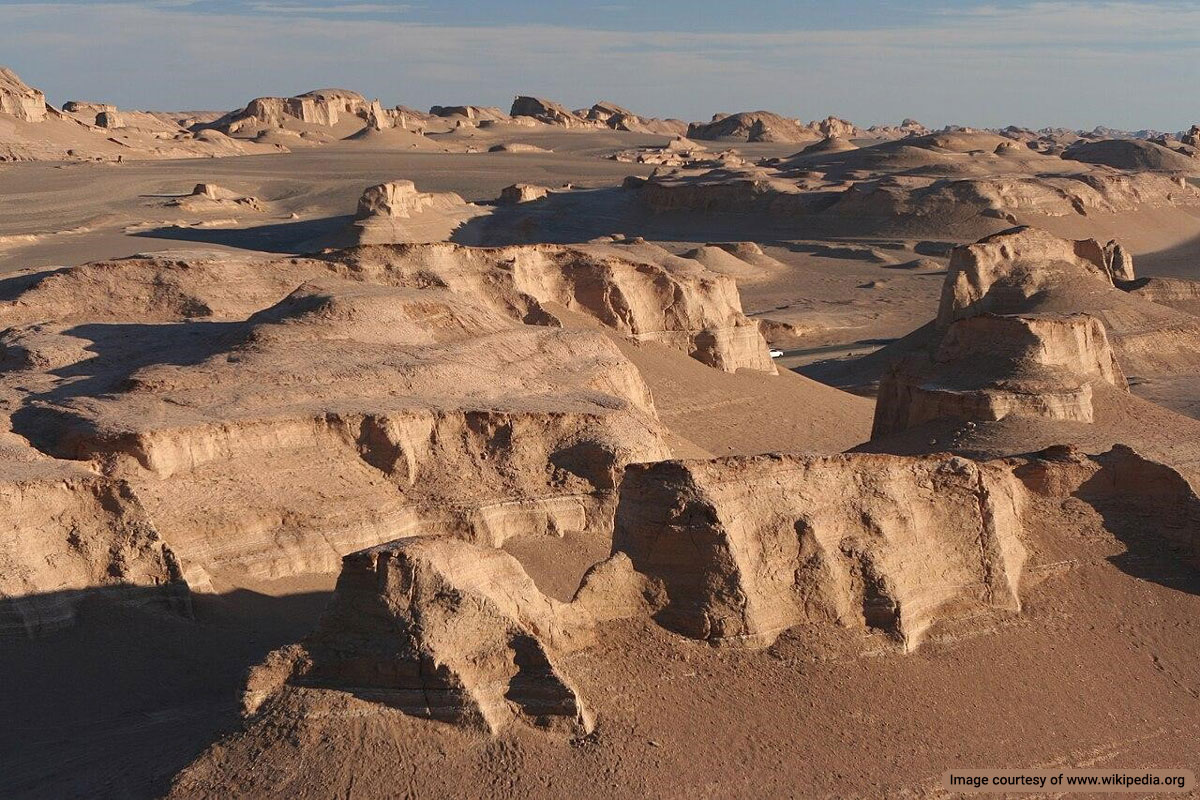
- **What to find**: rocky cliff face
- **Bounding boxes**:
[325,242,777,373]
[0,458,188,636]
[614,453,1027,650]
[246,537,595,733]
[873,312,1128,437]
[0,67,48,122]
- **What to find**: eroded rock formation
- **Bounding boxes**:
[245,537,595,734]
[0,457,188,636]
[614,453,1027,650]
[873,313,1128,437]
[347,180,485,244]
[0,66,48,122]
[938,226,1135,326]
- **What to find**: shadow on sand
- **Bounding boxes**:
[0,583,332,798]
[130,215,354,254]
[9,320,246,456]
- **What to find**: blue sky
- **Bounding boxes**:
[2,1,1197,130]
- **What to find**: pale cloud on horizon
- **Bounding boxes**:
[0,1,1196,131]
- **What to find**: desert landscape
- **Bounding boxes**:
[2,3,1200,797]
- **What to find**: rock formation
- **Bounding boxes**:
[497,183,550,205]
[321,242,778,373]
[614,452,1027,650]
[245,537,595,733]
[1062,139,1199,172]
[0,66,48,122]
[872,312,1128,437]
[937,226,1135,326]
[510,96,588,127]
[347,180,485,244]
[686,111,820,143]
[0,457,189,636]
[207,88,397,135]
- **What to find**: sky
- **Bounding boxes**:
[1,0,1197,131]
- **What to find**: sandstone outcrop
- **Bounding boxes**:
[510,96,588,127]
[614,453,1027,650]
[207,88,397,136]
[323,242,778,373]
[16,279,668,581]
[686,111,819,143]
[937,227,1135,326]
[872,312,1128,437]
[0,66,48,122]
[429,105,509,122]
[347,180,485,244]
[245,537,595,733]
[497,183,550,205]
[0,457,188,636]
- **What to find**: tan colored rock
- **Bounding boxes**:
[95,109,124,129]
[0,66,47,122]
[497,183,550,205]
[246,536,594,734]
[938,226,1121,326]
[349,180,484,244]
[614,452,1027,650]
[325,241,777,373]
[509,96,588,127]
[814,115,858,139]
[687,111,819,143]
[0,457,189,636]
[872,313,1128,438]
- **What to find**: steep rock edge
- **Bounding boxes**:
[872,312,1128,438]
[613,452,1027,651]
[0,460,189,636]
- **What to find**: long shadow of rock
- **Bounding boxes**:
[452,187,801,246]
[0,266,72,301]
[9,320,245,457]
[1076,447,1200,595]
[130,215,355,254]
[0,584,332,798]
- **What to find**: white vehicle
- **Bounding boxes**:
[769,348,784,358]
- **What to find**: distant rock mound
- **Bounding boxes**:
[207,88,399,135]
[429,105,509,123]
[799,135,858,155]
[813,115,858,139]
[509,96,589,128]
[615,452,1027,650]
[579,101,688,136]
[1062,139,1199,172]
[497,183,550,204]
[346,180,484,244]
[687,111,820,143]
[0,66,48,122]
